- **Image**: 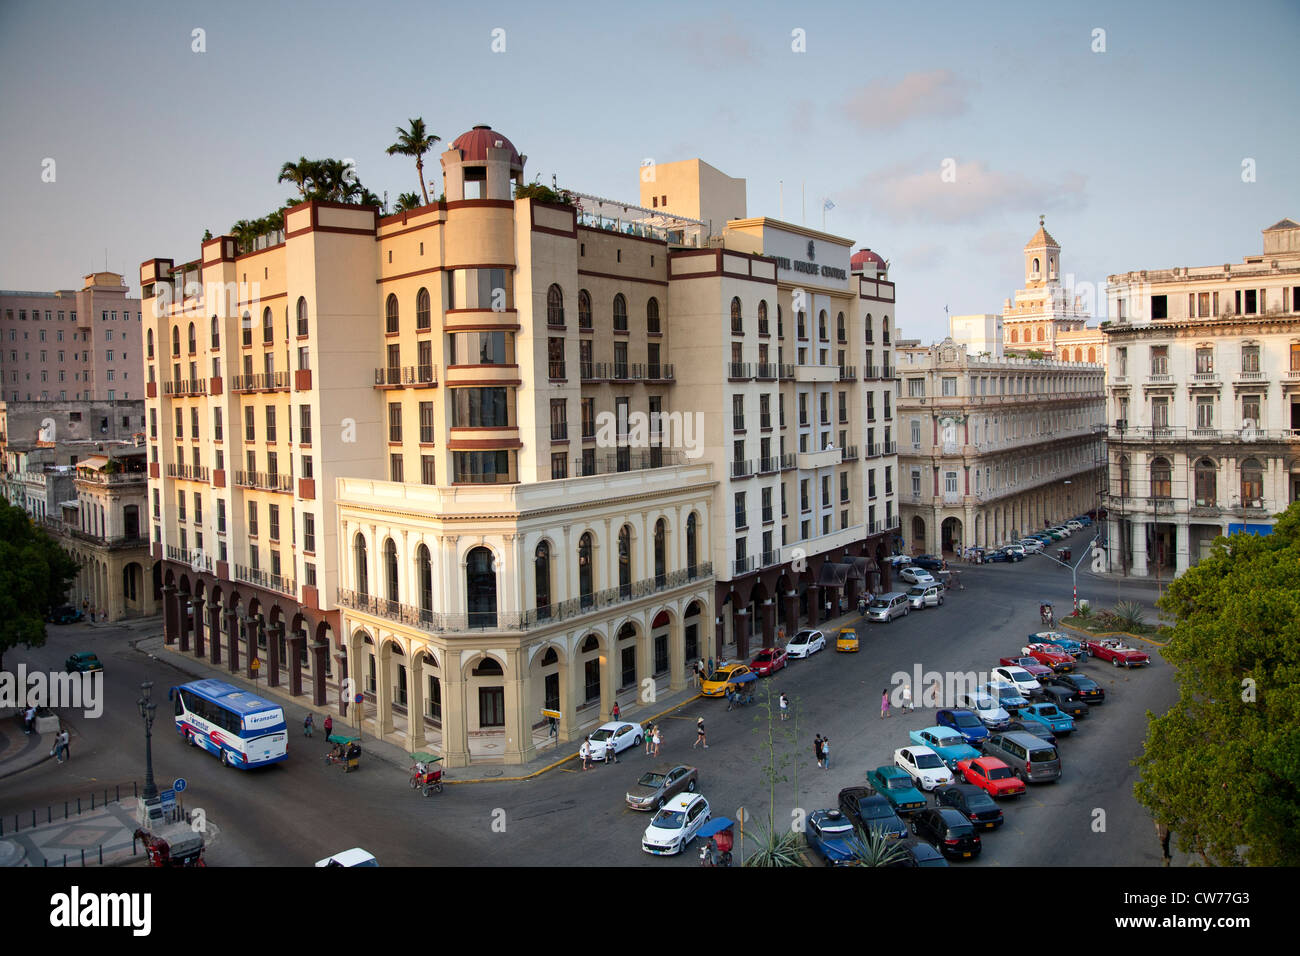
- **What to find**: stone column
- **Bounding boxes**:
[267,620,284,688]
[503,649,530,765]
[192,596,205,658]
[1131,519,1149,576]
[1174,521,1190,576]
[559,646,576,744]
[224,609,239,673]
[375,645,394,735]
[405,652,426,754]
[287,631,305,697]
[162,585,177,645]
[807,585,820,625]
[310,641,328,706]
[668,615,685,693]
[246,616,262,681]
[599,638,615,723]
[441,672,470,768]
[207,600,222,665]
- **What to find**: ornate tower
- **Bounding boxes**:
[1023,214,1060,289]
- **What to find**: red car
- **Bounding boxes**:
[750,647,788,677]
[1020,643,1077,673]
[998,656,1053,681]
[956,756,1027,798]
[1087,639,1151,668]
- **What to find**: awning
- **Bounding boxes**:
[847,556,874,582]
[816,562,850,588]
[78,455,109,470]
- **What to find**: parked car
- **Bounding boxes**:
[749,647,788,677]
[998,655,1054,681]
[1018,538,1045,554]
[865,766,927,815]
[991,665,1043,698]
[980,732,1061,784]
[993,547,1024,563]
[642,793,711,855]
[786,629,826,659]
[908,726,981,772]
[955,691,1011,729]
[588,721,643,760]
[625,764,698,811]
[1040,686,1090,719]
[1065,520,1084,532]
[1047,673,1106,703]
[912,554,946,572]
[893,745,954,791]
[47,605,85,625]
[955,755,1027,798]
[1018,702,1076,735]
[315,848,378,867]
[899,567,936,586]
[1002,720,1057,746]
[1027,630,1089,659]
[806,809,864,866]
[909,807,982,860]
[838,786,908,840]
[835,627,860,652]
[1087,638,1152,668]
[886,554,913,568]
[935,783,1004,830]
[866,592,910,623]
[897,839,950,867]
[935,708,990,745]
[981,680,1029,714]
[65,651,103,673]
[700,662,752,697]
[906,584,944,609]
[1021,643,1077,673]
[1003,544,1027,559]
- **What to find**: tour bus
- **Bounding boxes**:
[169,679,288,768]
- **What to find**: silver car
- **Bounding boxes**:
[907,584,944,609]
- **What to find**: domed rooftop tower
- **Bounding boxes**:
[440,125,526,202]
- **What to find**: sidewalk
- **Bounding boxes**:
[0,716,58,781]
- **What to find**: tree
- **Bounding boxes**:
[394,191,422,213]
[0,499,79,670]
[745,682,806,866]
[386,118,440,207]
[1134,502,1300,865]
[277,156,317,199]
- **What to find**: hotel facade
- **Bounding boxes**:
[1102,217,1300,578]
[141,127,899,766]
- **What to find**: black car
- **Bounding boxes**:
[1048,673,1106,703]
[1002,720,1057,746]
[912,554,945,572]
[909,807,982,860]
[1041,686,1090,719]
[934,784,1004,830]
[885,838,950,867]
[838,786,908,840]
[46,605,84,625]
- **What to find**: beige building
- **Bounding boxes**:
[897,338,1106,554]
[1002,218,1103,363]
[1103,217,1300,578]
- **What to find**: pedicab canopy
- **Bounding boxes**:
[698,817,735,839]
[327,734,360,745]
[728,673,759,685]
[409,752,442,764]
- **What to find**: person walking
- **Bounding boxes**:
[652,725,662,757]
[901,685,913,713]
[323,714,333,739]
[54,728,70,763]
[1156,821,1172,866]
[645,724,654,755]
[694,659,705,688]
[779,693,789,721]
[822,737,830,770]
[694,717,707,749]
[611,700,621,721]
[580,736,592,770]
[707,657,715,676]
[304,713,314,737]
[606,735,618,764]
[24,704,36,735]
[814,734,824,768]
[880,688,891,719]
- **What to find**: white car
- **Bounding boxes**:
[587,721,642,761]
[1065,520,1084,532]
[893,745,954,791]
[1003,544,1026,559]
[906,584,944,609]
[786,629,826,658]
[1018,538,1045,554]
[992,665,1043,698]
[315,848,378,867]
[642,793,711,855]
[886,554,913,568]
[956,692,1012,729]
[899,567,936,586]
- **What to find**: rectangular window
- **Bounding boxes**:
[1241,345,1260,373]
[388,402,402,442]
[420,455,436,485]
[390,453,404,483]
[248,501,258,537]
[265,406,277,442]
[1152,397,1170,428]
[217,499,226,533]
[1241,394,1261,427]
[908,378,925,397]
[1195,397,1214,429]
[1195,348,1213,374]
[551,453,567,479]
[941,376,957,396]
[244,406,255,441]
[549,399,567,441]
[581,398,595,438]
[1150,346,1168,375]
[419,401,434,443]
[269,504,280,542]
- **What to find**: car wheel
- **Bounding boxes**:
[634,735,643,747]
[938,597,944,606]
[686,779,696,792]
[1112,656,1121,667]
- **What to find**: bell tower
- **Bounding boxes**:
[1023,214,1060,289]
[441,125,526,202]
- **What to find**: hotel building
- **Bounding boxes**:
[1103,217,1300,578]
[141,127,898,766]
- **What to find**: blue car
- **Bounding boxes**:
[908,726,982,771]
[806,809,863,866]
[982,681,1029,714]
[1027,631,1088,660]
[935,708,989,745]
[1019,702,1076,735]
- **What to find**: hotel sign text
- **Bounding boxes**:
[773,257,847,280]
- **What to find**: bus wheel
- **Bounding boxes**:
[185,732,196,747]
[220,749,230,767]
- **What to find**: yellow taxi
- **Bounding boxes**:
[835,627,860,652]
[701,661,752,697]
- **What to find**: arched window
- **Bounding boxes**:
[535,541,551,617]
[612,294,627,332]
[882,316,891,344]
[1037,326,1045,342]
[1241,458,1263,507]
[618,524,632,598]
[1074,348,1082,361]
[187,322,196,354]
[147,329,154,359]
[354,533,369,596]
[1119,456,1130,497]
[416,544,433,618]
[383,538,399,604]
[1087,346,1096,362]
[385,294,399,334]
[836,311,846,343]
[818,310,828,340]
[1151,457,1171,498]
[654,518,667,587]
[864,312,873,343]
[730,296,743,334]
[415,288,430,330]
[171,326,180,356]
[1049,256,1056,278]
[1010,328,1019,344]
[1060,349,1069,361]
[1194,458,1217,507]
[647,297,660,335]
[465,547,497,628]
[210,316,220,348]
[1032,257,1041,276]
[547,284,564,326]
[777,304,783,338]
[757,300,768,335]
[578,290,592,330]
[258,307,271,344]
[297,296,309,337]
[686,512,698,575]
[578,532,594,607]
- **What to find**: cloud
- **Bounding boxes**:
[849,159,1087,225]
[842,70,970,131]
[682,13,758,63]
[896,242,948,271]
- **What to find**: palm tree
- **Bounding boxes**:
[277,156,316,198]
[394,191,421,213]
[386,118,440,207]
[357,188,382,208]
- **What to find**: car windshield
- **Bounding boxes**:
[706,671,732,682]
[753,652,773,662]
[650,809,685,829]
[933,734,963,749]
[792,632,812,644]
[1038,706,1060,717]
[913,752,943,769]
[884,775,910,790]
[868,598,890,608]
[1006,669,1031,682]
[907,587,925,597]
[986,765,1013,779]
[955,713,981,728]
[637,773,665,787]
[590,729,614,741]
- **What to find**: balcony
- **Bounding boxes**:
[1110,425,1298,443]
[1145,373,1174,386]
[374,365,438,389]
[165,463,211,482]
[580,362,596,381]
[727,362,753,380]
[755,363,777,380]
[234,470,295,492]
[779,452,797,471]
[641,363,674,382]
[548,362,567,380]
[883,441,897,454]
[838,365,857,382]
[166,545,212,569]
[162,379,207,397]
[760,549,780,568]
[865,444,882,458]
[842,445,859,461]
[758,456,779,474]
[881,365,895,378]
[1235,369,1265,383]
[778,364,795,381]
[572,448,684,476]
[794,364,838,384]
[733,555,756,575]
[231,371,290,392]
[337,563,714,633]
[76,468,147,485]
[730,459,754,479]
[234,564,296,597]
[1189,371,1220,386]
[797,446,843,470]
[943,492,963,505]
[550,422,568,441]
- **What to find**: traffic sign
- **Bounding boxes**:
[353,693,364,704]
[173,777,188,793]
[251,658,261,671]
[160,789,176,808]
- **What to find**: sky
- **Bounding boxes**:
[2,0,1298,343]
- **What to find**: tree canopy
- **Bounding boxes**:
[1135,502,1300,865]
[0,499,79,669]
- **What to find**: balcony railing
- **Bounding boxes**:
[548,362,567,380]
[727,362,752,380]
[842,445,859,460]
[1111,425,1298,442]
[730,459,753,479]
[756,363,777,380]
[572,449,683,476]
[550,422,568,441]
[863,365,881,380]
[234,470,294,492]
[779,452,797,471]
[1236,370,1265,382]
[374,365,438,387]
[234,564,296,596]
[166,463,211,482]
[733,555,756,575]
[839,365,857,382]
[162,379,206,397]
[760,549,780,568]
[338,563,714,633]
[881,365,895,378]
[758,456,779,474]
[1191,371,1219,383]
[883,441,897,454]
[778,364,795,380]
[1146,373,1174,384]
[76,468,147,485]
[640,363,674,381]
[865,444,882,458]
[580,362,596,381]
[166,545,212,570]
[231,371,290,392]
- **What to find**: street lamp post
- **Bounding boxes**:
[137,680,163,827]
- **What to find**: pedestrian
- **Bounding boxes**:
[777,626,786,646]
[880,688,891,719]
[779,693,789,721]
[707,657,715,676]
[814,734,824,768]
[1156,821,1172,866]
[695,659,705,688]
[580,736,591,770]
[24,704,36,735]
[323,714,333,739]
[694,717,707,749]
[822,737,830,770]
[607,735,618,764]
[611,700,621,721]
[548,716,558,740]
[653,725,662,757]
[304,713,314,737]
[901,685,913,713]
